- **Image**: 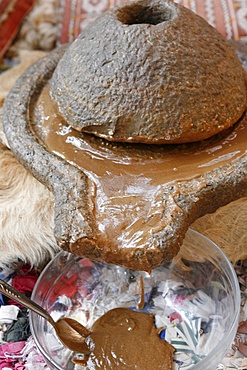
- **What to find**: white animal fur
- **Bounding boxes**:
[0,142,58,268]
[0,51,59,269]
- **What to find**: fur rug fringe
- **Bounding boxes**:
[0,142,58,269]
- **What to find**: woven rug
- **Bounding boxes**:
[2,0,247,61]
[57,0,247,44]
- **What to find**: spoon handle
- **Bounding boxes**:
[0,278,54,325]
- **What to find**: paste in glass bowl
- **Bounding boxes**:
[30,229,240,370]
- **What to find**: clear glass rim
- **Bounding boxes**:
[30,255,66,370]
[188,229,241,368]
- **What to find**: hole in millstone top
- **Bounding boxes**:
[116,2,177,26]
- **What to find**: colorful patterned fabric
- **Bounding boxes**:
[176,0,247,40]
[0,0,35,61]
[0,266,48,369]
[58,0,129,44]
[57,0,247,44]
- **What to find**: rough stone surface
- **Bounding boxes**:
[2,20,247,271]
[50,0,246,144]
[2,47,98,258]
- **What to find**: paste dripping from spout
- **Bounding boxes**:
[33,85,247,270]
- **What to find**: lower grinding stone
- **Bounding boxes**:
[2,44,247,271]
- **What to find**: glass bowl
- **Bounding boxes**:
[30,229,240,370]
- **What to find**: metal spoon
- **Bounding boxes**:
[0,278,91,353]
